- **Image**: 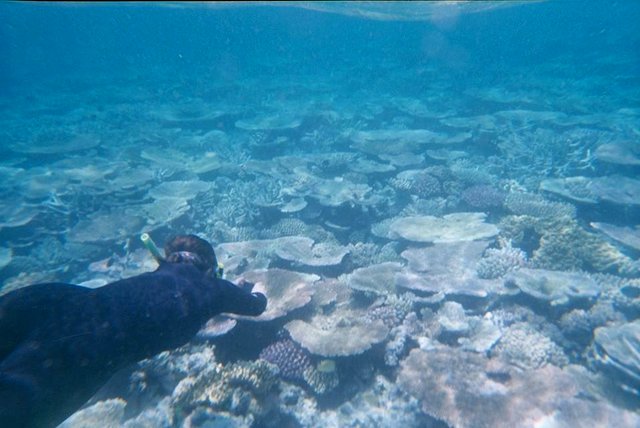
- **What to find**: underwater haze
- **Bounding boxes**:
[1,1,640,427]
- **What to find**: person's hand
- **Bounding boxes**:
[251,281,267,296]
[236,277,254,293]
[237,277,266,295]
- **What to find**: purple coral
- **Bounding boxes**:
[258,339,312,382]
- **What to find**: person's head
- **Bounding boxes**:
[164,234,218,276]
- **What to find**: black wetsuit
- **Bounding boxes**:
[0,262,267,428]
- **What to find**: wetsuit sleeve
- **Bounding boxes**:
[215,278,267,316]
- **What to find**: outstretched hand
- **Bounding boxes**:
[236,278,254,293]
[236,277,266,296]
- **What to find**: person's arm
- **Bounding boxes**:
[215,278,267,316]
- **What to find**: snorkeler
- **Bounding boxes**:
[0,234,267,428]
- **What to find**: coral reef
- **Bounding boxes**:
[274,237,349,267]
[237,268,318,321]
[590,320,640,398]
[172,359,278,420]
[364,293,414,328]
[504,191,576,219]
[341,262,403,295]
[384,312,420,366]
[476,239,528,279]
[385,212,499,243]
[7,15,640,426]
[398,347,620,428]
[542,175,640,206]
[397,241,503,298]
[491,322,568,370]
[302,360,339,395]
[505,268,600,306]
[461,184,506,209]
[285,314,389,357]
[390,169,442,198]
[499,215,639,275]
[59,398,127,428]
[259,339,312,382]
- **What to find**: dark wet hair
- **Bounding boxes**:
[164,235,217,274]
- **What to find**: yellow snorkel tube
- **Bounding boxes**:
[140,233,165,264]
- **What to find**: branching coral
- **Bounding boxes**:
[461,185,506,209]
[499,215,639,276]
[476,238,528,279]
[491,322,568,370]
[172,359,278,418]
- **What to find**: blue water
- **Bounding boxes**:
[1,2,640,427]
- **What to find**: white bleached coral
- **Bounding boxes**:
[67,212,145,243]
[396,241,504,298]
[285,314,389,357]
[237,268,318,321]
[147,180,213,201]
[591,320,640,397]
[341,262,404,295]
[505,268,600,306]
[591,222,640,252]
[385,213,499,243]
[275,237,349,267]
[491,322,568,370]
[398,346,636,428]
[541,175,640,206]
[476,239,528,279]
